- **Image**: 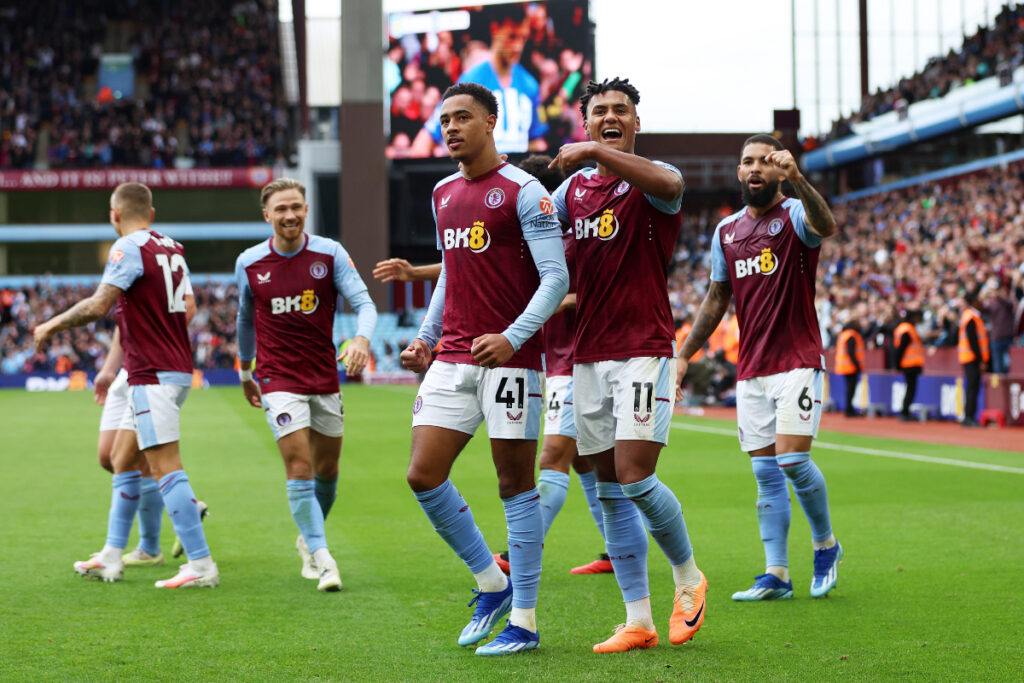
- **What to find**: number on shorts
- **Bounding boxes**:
[632,381,653,413]
[798,386,813,412]
[495,376,525,409]
[548,392,560,411]
[154,253,187,314]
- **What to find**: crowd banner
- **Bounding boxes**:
[0,167,275,191]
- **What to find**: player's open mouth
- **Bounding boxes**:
[748,177,764,189]
[447,137,462,149]
[601,129,622,140]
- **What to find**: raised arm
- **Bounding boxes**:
[767,149,837,238]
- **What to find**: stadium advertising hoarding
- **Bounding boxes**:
[0,167,276,192]
[385,0,593,159]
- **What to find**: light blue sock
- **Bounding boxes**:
[159,470,210,560]
[751,456,790,567]
[537,469,570,537]
[596,481,649,602]
[287,479,328,553]
[621,474,694,566]
[776,452,832,542]
[106,471,142,549]
[504,488,543,609]
[137,477,164,556]
[414,479,493,574]
[314,474,338,520]
[576,470,605,539]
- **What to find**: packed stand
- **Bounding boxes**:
[0,281,240,375]
[820,161,1024,361]
[820,2,1024,141]
[0,0,291,170]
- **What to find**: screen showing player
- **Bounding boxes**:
[385,0,593,159]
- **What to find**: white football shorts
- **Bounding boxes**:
[129,383,190,450]
[736,367,824,452]
[99,368,133,432]
[412,361,543,440]
[573,357,675,456]
[261,391,345,440]
[544,374,577,439]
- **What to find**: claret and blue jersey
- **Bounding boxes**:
[417,162,566,372]
[235,233,376,395]
[101,229,193,386]
[551,162,684,364]
[711,197,826,381]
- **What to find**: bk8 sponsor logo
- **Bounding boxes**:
[734,248,779,278]
[271,288,319,314]
[443,220,491,253]
[574,208,619,241]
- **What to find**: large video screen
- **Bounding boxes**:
[385,1,593,159]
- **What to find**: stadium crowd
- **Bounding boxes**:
[823,2,1024,140]
[1,280,239,375]
[0,0,290,170]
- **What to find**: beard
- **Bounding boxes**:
[741,178,780,207]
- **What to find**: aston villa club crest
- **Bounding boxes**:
[276,413,292,426]
[413,395,423,414]
[614,181,630,196]
[310,261,328,279]
[767,218,784,236]
[485,187,505,208]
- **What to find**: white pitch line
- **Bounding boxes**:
[671,421,1024,475]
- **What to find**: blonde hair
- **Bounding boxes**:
[112,182,153,221]
[260,178,306,207]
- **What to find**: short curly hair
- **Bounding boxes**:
[579,77,640,119]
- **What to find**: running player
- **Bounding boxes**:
[235,177,377,593]
[677,134,842,602]
[549,77,706,653]
[401,83,568,656]
[34,182,217,588]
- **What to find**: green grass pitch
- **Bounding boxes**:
[2,385,1022,681]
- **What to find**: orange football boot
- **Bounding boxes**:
[493,551,510,575]
[570,553,614,575]
[593,623,659,653]
[669,571,708,644]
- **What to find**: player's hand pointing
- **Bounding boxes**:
[471,334,514,368]
[549,141,600,172]
[401,338,433,373]
[765,149,802,182]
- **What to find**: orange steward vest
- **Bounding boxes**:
[894,322,924,369]
[835,329,865,375]
[958,308,990,364]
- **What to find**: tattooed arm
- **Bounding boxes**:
[33,283,122,351]
[790,175,838,238]
[765,149,837,238]
[676,280,733,399]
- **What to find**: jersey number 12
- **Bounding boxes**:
[154,253,187,314]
